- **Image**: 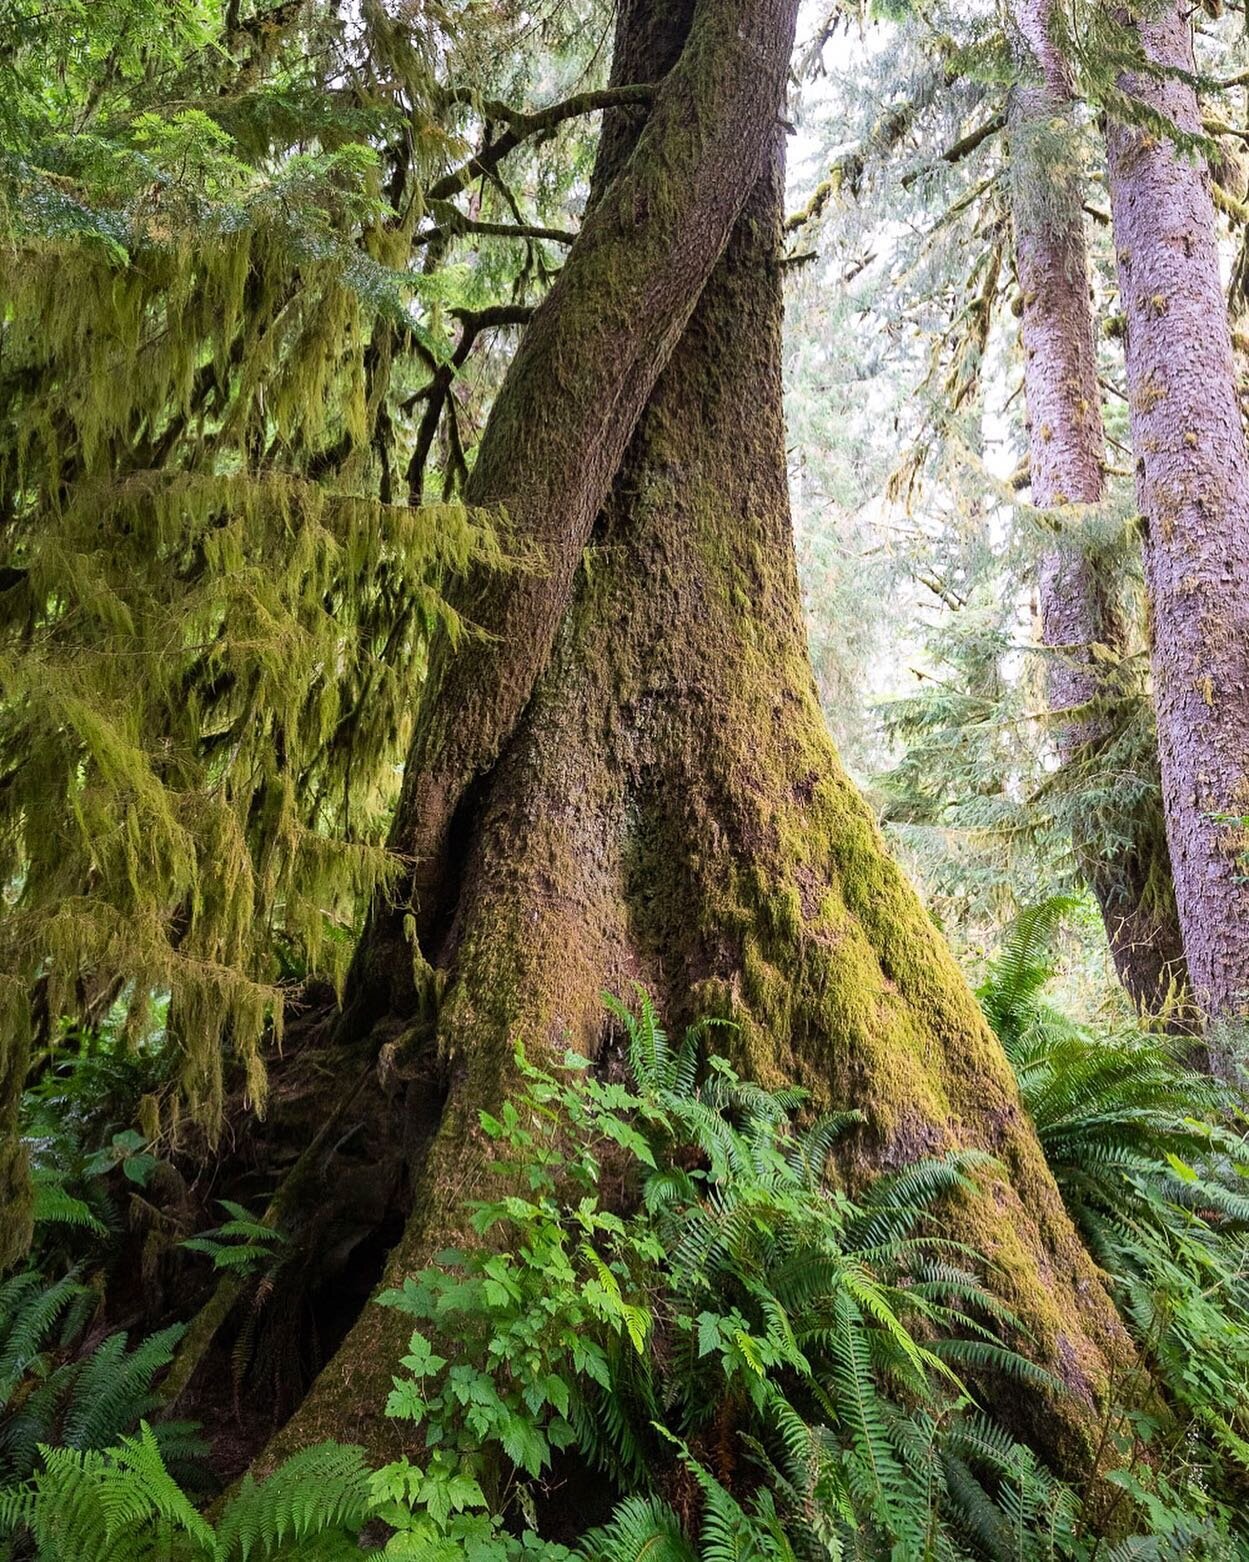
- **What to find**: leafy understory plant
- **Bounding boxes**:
[374,990,1080,1559]
[12,987,1248,1559]
[83,1133,160,1191]
[0,1426,376,1561]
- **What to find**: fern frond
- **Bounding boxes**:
[578,1495,697,1562]
[0,1270,91,1403]
[214,1439,372,1556]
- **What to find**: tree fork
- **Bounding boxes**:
[338,0,803,1036]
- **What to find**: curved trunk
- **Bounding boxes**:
[1105,0,1249,1066]
[1009,0,1187,1018]
[342,0,801,1033]
[257,23,1135,1479]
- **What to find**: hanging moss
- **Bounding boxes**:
[0,235,511,1133]
[0,0,574,1266]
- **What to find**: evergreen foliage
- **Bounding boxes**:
[0,0,612,1264]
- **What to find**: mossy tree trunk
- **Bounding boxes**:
[255,2,1137,1482]
[341,0,803,1036]
[1009,0,1186,1018]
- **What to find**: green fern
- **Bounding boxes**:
[0,1272,200,1489]
[578,1495,697,1562]
[976,896,1082,1054]
[181,1200,289,1276]
[1,1423,372,1560]
[19,985,1246,1558]
[380,991,1085,1560]
[28,1173,108,1240]
[983,904,1249,1521]
[0,1272,93,1405]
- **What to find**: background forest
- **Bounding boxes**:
[6,0,1249,1556]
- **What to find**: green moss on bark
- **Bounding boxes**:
[259,7,1134,1488]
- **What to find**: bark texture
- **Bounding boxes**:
[1105,0,1249,1063]
[342,0,801,1031]
[1009,0,1186,1017]
[256,9,1136,1479]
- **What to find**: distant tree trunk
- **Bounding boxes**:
[1104,0,1249,1070]
[1009,0,1187,1017]
[253,0,1135,1479]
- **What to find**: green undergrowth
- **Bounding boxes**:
[4,983,1249,1557]
[980,902,1249,1540]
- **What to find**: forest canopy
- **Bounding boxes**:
[5,0,1249,1557]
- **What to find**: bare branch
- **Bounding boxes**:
[416,214,577,247]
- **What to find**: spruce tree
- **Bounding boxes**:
[256,0,1133,1478]
[1007,0,1186,1017]
[1103,0,1249,1071]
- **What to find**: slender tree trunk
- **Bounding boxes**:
[255,3,1136,1479]
[1009,0,1187,1017]
[1105,0,1249,1067]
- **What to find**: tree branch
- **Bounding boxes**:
[404,306,534,502]
[427,83,655,204]
[900,112,1006,189]
[448,304,535,345]
[785,101,916,232]
[1214,180,1249,225]
[415,214,577,247]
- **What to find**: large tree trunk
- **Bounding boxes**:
[255,4,1135,1481]
[1105,0,1249,1067]
[1009,0,1186,1017]
[341,0,802,1034]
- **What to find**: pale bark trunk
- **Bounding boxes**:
[1010,0,1187,1017]
[256,16,1135,1477]
[1104,0,1249,1068]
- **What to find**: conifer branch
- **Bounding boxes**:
[785,102,916,231]
[449,304,536,337]
[900,112,1006,189]
[427,83,656,203]
[1204,115,1249,142]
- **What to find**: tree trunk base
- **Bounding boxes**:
[252,148,1137,1486]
